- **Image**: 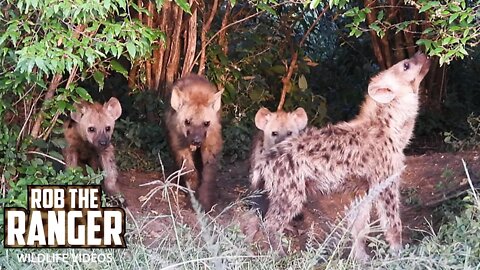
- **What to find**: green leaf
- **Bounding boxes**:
[270,65,286,74]
[126,42,136,59]
[93,71,105,91]
[75,87,92,101]
[309,0,321,9]
[449,13,459,24]
[298,75,308,91]
[110,60,128,77]
[257,3,276,15]
[377,10,384,21]
[174,0,191,14]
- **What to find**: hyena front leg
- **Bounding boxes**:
[375,183,402,254]
[63,147,78,168]
[264,194,304,255]
[100,146,120,195]
[174,148,200,191]
[349,200,372,261]
[198,147,220,211]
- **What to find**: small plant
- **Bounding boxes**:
[401,187,421,207]
[444,114,480,151]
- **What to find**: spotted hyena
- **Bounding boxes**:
[165,74,223,211]
[63,97,122,197]
[249,107,308,216]
[251,52,431,260]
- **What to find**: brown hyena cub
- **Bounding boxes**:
[251,52,431,260]
[165,74,223,211]
[63,97,122,197]
[249,107,308,215]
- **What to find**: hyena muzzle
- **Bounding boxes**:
[165,74,223,211]
[251,52,431,260]
[63,97,123,197]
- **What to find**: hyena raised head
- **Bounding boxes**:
[63,97,122,196]
[165,74,223,211]
[251,52,430,260]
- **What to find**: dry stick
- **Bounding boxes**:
[30,74,62,138]
[218,3,231,55]
[181,0,198,76]
[128,1,143,90]
[154,1,171,94]
[364,0,386,70]
[198,0,219,75]
[30,24,86,139]
[187,2,292,72]
[146,1,154,90]
[215,2,232,92]
[166,5,184,83]
[41,64,78,140]
[277,6,329,111]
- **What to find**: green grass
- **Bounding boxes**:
[1,164,479,270]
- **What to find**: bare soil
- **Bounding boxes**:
[117,150,480,249]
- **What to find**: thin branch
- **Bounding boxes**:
[188,2,294,72]
[277,5,329,111]
[198,0,219,75]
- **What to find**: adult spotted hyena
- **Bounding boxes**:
[63,97,122,196]
[165,74,223,211]
[249,107,308,215]
[251,52,430,260]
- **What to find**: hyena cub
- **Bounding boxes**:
[251,52,430,260]
[249,107,308,215]
[63,97,122,197]
[165,74,223,211]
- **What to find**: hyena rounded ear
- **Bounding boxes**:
[368,80,395,104]
[292,107,308,130]
[170,86,184,112]
[210,90,224,112]
[104,97,122,120]
[255,107,272,131]
[70,103,86,123]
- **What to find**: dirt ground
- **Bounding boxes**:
[117,150,480,249]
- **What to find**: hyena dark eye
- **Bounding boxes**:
[403,62,410,71]
[271,131,278,136]
[184,119,191,126]
[105,126,111,132]
[287,131,293,136]
[203,121,210,127]
[88,127,96,133]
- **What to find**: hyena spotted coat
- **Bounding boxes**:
[63,97,122,196]
[251,52,431,260]
[249,107,308,215]
[165,74,223,211]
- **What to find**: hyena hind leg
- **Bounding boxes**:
[375,185,403,254]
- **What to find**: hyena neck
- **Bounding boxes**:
[358,93,419,150]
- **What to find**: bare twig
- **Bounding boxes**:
[277,5,329,111]
[198,0,219,75]
[27,151,66,165]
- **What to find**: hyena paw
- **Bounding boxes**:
[351,245,370,262]
[389,243,403,257]
[240,212,261,242]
